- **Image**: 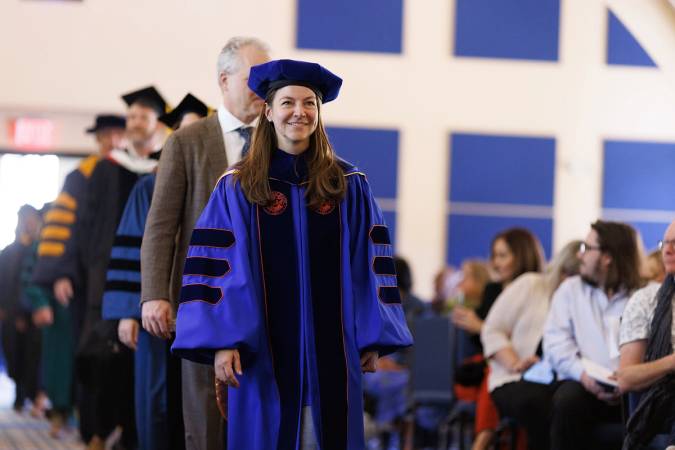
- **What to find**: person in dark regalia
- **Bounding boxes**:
[34,86,167,450]
[31,113,126,438]
[102,93,210,450]
[172,59,413,450]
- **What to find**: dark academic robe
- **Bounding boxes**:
[62,156,139,444]
[173,150,413,450]
[102,174,184,450]
[32,155,100,341]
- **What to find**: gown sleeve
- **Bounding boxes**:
[32,156,99,287]
[171,174,263,365]
[347,173,413,356]
[102,174,155,320]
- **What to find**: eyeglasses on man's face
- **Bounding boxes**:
[579,242,602,254]
[657,239,675,251]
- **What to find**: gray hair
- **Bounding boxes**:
[216,37,270,80]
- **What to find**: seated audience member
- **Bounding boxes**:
[452,228,544,450]
[395,255,427,325]
[642,248,666,284]
[482,240,581,450]
[544,220,643,450]
[618,220,675,448]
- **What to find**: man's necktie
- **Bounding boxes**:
[236,126,253,158]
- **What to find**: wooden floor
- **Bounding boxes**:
[0,409,84,450]
[0,373,83,450]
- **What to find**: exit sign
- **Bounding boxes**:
[8,118,56,151]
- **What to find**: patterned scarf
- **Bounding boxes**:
[623,275,675,449]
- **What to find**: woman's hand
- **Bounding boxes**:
[360,351,378,373]
[215,349,242,388]
[512,355,539,373]
[451,306,483,334]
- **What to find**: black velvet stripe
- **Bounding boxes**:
[307,201,348,449]
[114,235,143,247]
[183,257,230,277]
[373,256,396,276]
[108,258,141,271]
[105,280,141,293]
[180,284,223,305]
[190,228,235,248]
[378,286,402,304]
[179,284,222,304]
[256,180,301,450]
[369,225,391,245]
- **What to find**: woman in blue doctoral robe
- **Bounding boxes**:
[172,59,413,450]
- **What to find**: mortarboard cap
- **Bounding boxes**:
[121,86,168,116]
[158,93,211,129]
[248,59,342,103]
[85,114,126,134]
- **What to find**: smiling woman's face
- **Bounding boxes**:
[265,85,319,154]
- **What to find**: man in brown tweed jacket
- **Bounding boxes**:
[140,37,270,450]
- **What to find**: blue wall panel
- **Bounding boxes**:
[628,221,669,252]
[328,126,399,199]
[603,140,675,211]
[446,214,552,266]
[606,11,656,67]
[454,0,560,61]
[449,133,556,205]
[297,0,403,53]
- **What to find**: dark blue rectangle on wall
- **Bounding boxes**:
[454,0,560,61]
[606,11,656,67]
[449,133,555,205]
[603,140,675,210]
[446,214,552,266]
[297,0,403,53]
[328,126,399,199]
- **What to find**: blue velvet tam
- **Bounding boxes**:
[248,59,343,103]
[158,93,211,129]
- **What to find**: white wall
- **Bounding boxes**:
[1,0,674,297]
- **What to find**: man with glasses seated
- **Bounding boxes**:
[543,220,644,450]
[617,220,675,449]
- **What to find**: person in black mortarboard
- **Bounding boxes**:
[31,85,169,450]
[105,92,211,450]
[172,59,413,450]
[158,93,211,131]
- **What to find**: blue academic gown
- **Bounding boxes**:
[102,174,171,450]
[172,150,413,450]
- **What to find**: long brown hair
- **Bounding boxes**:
[491,227,545,282]
[234,90,346,208]
[591,220,644,294]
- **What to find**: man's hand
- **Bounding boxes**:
[215,349,242,388]
[581,371,620,403]
[118,319,139,350]
[53,278,73,306]
[32,306,54,327]
[141,299,173,339]
[360,351,378,373]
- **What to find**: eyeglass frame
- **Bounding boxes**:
[579,242,602,254]
[657,239,675,251]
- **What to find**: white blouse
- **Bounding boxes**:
[481,273,553,392]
